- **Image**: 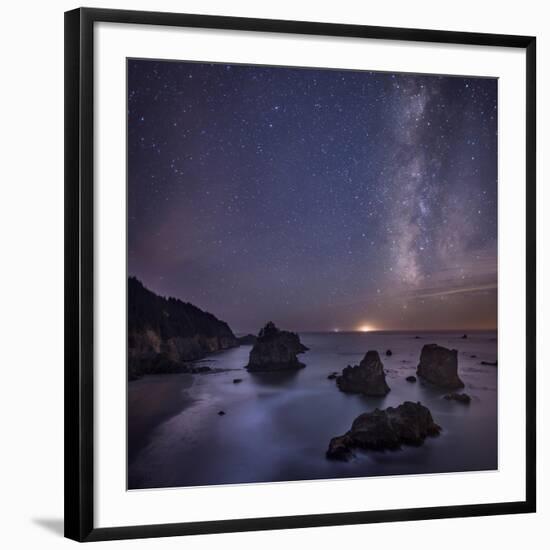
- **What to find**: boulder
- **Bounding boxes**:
[386,349,393,356]
[326,401,441,460]
[336,351,390,396]
[416,344,464,389]
[327,372,338,380]
[232,378,243,384]
[444,392,471,404]
[406,375,417,383]
[246,322,307,372]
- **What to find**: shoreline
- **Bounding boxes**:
[128,373,195,463]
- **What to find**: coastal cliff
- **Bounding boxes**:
[128,277,238,379]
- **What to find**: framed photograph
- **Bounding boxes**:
[65,7,536,542]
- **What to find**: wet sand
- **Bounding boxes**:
[128,373,195,463]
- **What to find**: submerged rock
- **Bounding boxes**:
[406,375,417,383]
[386,349,393,356]
[232,378,243,384]
[444,392,471,404]
[189,365,212,374]
[481,360,498,366]
[246,322,307,372]
[326,401,441,460]
[217,410,226,416]
[416,344,464,389]
[336,351,390,396]
[327,372,338,380]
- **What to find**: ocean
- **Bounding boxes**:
[128,331,498,489]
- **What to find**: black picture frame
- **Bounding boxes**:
[65,7,537,542]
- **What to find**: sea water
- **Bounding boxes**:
[128,331,498,489]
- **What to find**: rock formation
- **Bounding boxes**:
[237,334,257,345]
[416,344,464,389]
[127,277,238,379]
[326,401,441,460]
[246,322,307,372]
[336,351,390,396]
[444,392,471,404]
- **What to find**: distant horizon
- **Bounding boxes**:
[130,273,497,335]
[236,329,498,336]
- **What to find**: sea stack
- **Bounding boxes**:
[336,350,390,396]
[326,401,441,460]
[416,344,464,389]
[246,322,308,372]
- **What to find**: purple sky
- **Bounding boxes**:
[128,60,497,333]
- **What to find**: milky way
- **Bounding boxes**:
[128,60,497,333]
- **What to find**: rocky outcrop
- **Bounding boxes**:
[336,351,390,396]
[237,334,257,345]
[326,401,441,460]
[444,392,471,404]
[246,322,307,372]
[416,344,464,389]
[128,277,238,379]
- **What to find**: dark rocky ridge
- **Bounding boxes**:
[327,401,441,460]
[237,334,257,345]
[336,350,390,396]
[417,344,464,389]
[128,277,238,379]
[246,322,308,371]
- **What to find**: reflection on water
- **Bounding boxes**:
[128,331,498,489]
[247,369,301,388]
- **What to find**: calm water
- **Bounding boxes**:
[128,331,498,489]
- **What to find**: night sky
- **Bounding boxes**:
[128,59,497,333]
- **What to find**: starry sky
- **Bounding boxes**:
[128,59,498,333]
